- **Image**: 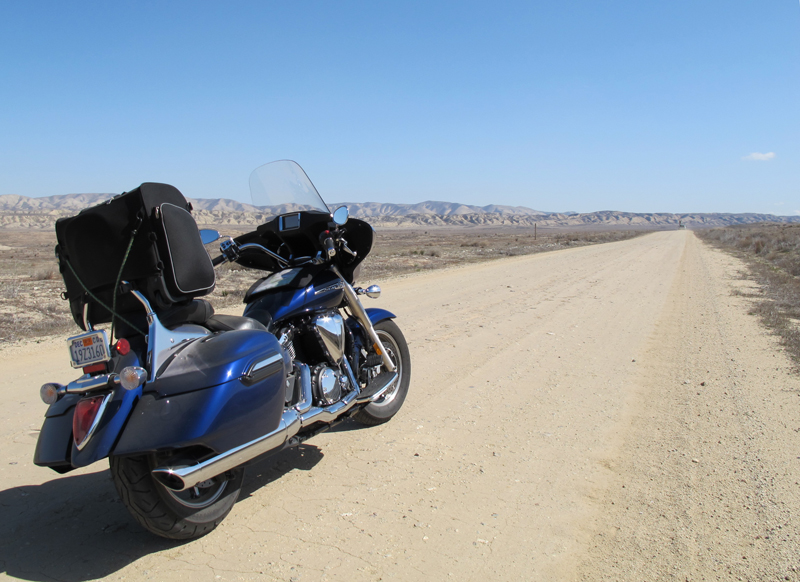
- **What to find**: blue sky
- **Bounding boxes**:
[1,1,797,214]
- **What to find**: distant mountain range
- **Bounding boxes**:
[0,194,544,216]
[0,193,798,229]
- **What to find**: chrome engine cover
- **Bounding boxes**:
[312,364,345,405]
[313,312,345,364]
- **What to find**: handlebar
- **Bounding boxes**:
[322,237,336,259]
[211,231,350,270]
[319,229,337,259]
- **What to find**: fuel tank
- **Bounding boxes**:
[243,267,344,326]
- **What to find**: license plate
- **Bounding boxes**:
[67,330,110,368]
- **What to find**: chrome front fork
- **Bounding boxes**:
[330,266,396,373]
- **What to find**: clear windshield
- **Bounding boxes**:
[249,160,330,221]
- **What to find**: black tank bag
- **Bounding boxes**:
[55,182,215,331]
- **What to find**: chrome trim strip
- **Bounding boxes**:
[330,266,396,373]
[75,392,113,451]
[65,373,118,394]
[82,303,93,331]
[252,353,283,373]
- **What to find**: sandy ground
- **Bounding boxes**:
[1,230,798,581]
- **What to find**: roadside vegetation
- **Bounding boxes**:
[696,223,800,367]
[0,225,645,345]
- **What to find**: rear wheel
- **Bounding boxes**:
[110,454,243,540]
[353,319,411,426]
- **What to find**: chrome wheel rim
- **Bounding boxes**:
[371,329,402,407]
[164,477,228,509]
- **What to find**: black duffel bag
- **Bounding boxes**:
[55,182,215,332]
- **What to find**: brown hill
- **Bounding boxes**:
[0,193,797,230]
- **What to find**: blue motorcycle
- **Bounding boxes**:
[33,160,411,539]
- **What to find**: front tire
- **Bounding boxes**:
[110,454,244,540]
[353,319,411,426]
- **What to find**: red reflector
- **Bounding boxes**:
[73,395,105,446]
[114,338,131,356]
[82,363,107,375]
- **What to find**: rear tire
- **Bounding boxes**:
[353,319,411,426]
[110,454,243,540]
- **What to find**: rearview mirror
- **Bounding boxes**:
[332,206,349,226]
[199,229,221,245]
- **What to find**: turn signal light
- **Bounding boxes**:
[119,366,147,391]
[40,383,64,405]
[73,395,105,447]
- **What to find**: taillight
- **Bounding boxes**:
[82,362,107,375]
[73,395,106,448]
[114,338,131,356]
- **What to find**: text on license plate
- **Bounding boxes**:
[68,331,110,368]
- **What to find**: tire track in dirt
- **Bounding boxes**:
[577,233,800,581]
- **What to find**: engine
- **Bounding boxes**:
[278,311,351,407]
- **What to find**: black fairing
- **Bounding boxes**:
[334,218,373,284]
[230,215,373,285]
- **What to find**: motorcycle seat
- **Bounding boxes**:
[161,298,215,328]
[115,298,215,337]
[204,314,268,333]
[160,300,268,333]
[115,299,268,336]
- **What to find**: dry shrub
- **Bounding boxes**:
[697,224,800,369]
[29,266,58,281]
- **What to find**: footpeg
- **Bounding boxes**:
[357,371,398,403]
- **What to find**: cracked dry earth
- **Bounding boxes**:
[1,230,799,581]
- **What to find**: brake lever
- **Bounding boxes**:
[340,239,357,257]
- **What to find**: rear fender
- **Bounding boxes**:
[32,383,143,471]
[70,385,143,468]
[34,350,145,471]
[33,394,80,473]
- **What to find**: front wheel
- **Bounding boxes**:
[110,454,244,539]
[353,319,411,426]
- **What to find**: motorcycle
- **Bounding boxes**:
[32,160,411,539]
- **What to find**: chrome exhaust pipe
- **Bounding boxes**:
[294,363,313,415]
[151,410,300,491]
[152,362,360,492]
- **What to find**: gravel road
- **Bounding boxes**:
[1,230,798,581]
